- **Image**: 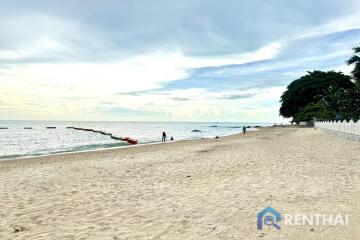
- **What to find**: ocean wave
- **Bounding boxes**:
[0,142,128,160]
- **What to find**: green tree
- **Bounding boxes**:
[346,45,360,83]
[279,71,353,122]
[293,102,336,122]
[324,84,360,121]
[321,45,360,121]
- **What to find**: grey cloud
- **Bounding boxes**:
[102,107,172,121]
[116,92,144,96]
[117,90,170,96]
[219,93,256,100]
[1,0,360,63]
[171,97,191,101]
[159,28,360,93]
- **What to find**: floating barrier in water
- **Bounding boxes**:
[98,131,112,136]
[110,135,123,140]
[83,128,95,132]
[109,135,138,144]
[70,127,138,145]
[46,127,56,129]
[125,138,138,145]
[0,127,8,129]
[24,127,32,129]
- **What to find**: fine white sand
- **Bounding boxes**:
[0,127,359,239]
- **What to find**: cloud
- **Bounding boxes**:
[219,93,256,100]
[0,1,360,121]
[100,107,171,121]
[1,1,360,61]
[171,97,191,101]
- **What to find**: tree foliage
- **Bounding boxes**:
[323,84,360,121]
[346,45,360,83]
[293,102,336,122]
[279,71,353,121]
[280,45,360,122]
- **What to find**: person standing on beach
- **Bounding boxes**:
[162,131,167,142]
[242,126,246,135]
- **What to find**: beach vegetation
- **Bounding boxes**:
[323,84,360,121]
[280,45,360,123]
[347,45,360,83]
[279,71,353,122]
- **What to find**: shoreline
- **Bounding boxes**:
[0,127,270,169]
[0,127,262,162]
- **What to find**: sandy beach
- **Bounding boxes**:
[0,127,359,239]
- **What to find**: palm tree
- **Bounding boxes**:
[347,45,360,83]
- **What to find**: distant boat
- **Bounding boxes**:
[192,129,202,132]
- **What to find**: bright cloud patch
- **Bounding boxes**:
[0,1,360,121]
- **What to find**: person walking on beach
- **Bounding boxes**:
[162,131,167,142]
[242,126,246,135]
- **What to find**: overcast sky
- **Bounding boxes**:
[1,0,360,122]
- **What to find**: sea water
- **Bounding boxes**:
[0,121,270,159]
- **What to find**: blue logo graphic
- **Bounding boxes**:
[257,206,281,230]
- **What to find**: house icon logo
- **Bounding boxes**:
[257,206,281,230]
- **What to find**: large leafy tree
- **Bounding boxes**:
[321,44,360,121]
[293,102,336,122]
[337,85,360,121]
[323,80,360,121]
[346,45,360,83]
[279,71,353,121]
